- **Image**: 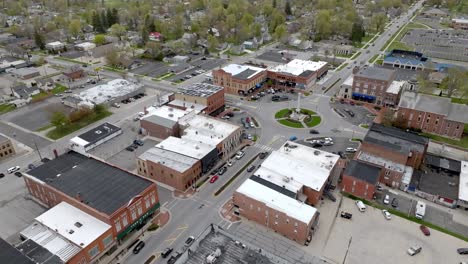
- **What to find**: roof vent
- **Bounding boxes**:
[282,176,290,182]
[169,107,173,111]
[169,113,174,117]
[68,229,74,234]
[195,145,199,150]
[56,174,61,177]
[74,222,82,228]
[314,150,320,155]
[95,130,102,134]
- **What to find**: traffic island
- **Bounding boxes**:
[274,108,322,128]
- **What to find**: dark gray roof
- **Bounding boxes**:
[355,67,396,81]
[13,85,38,98]
[364,123,428,154]
[0,238,35,264]
[249,175,296,199]
[178,83,223,97]
[234,69,258,80]
[298,70,313,77]
[142,115,177,128]
[27,151,154,215]
[424,153,461,173]
[16,240,63,264]
[344,160,381,184]
[77,122,121,147]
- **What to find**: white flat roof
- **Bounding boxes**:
[453,18,468,23]
[35,202,111,248]
[343,75,354,86]
[46,41,63,46]
[254,141,340,192]
[75,42,96,48]
[386,80,404,94]
[237,179,317,223]
[139,147,199,173]
[168,99,206,113]
[70,136,89,147]
[142,105,192,122]
[459,161,468,202]
[76,79,142,105]
[222,64,265,79]
[181,114,240,146]
[156,136,215,160]
[269,59,327,76]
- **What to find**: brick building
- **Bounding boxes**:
[398,91,468,139]
[137,147,202,191]
[23,151,160,241]
[383,49,429,71]
[0,133,16,161]
[267,59,328,90]
[342,160,382,200]
[19,202,115,264]
[140,106,192,139]
[0,238,35,264]
[233,177,319,245]
[451,18,468,30]
[169,83,225,116]
[352,67,400,106]
[355,123,428,189]
[63,66,85,81]
[212,64,267,95]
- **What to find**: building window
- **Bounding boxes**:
[385,170,390,176]
[353,180,356,186]
[274,221,278,225]
[88,245,100,259]
[137,204,143,216]
[294,222,298,227]
[257,207,260,212]
[145,197,150,209]
[114,219,122,233]
[151,193,156,204]
[249,204,253,210]
[365,184,369,190]
[294,229,297,233]
[102,234,113,248]
[122,215,128,226]
[275,214,278,219]
[286,219,289,223]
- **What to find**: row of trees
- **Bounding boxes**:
[91,8,119,34]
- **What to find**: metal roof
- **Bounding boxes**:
[0,238,35,264]
[74,122,121,147]
[26,151,154,215]
[178,83,223,97]
[344,160,381,184]
[355,67,396,81]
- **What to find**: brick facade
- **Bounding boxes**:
[140,118,179,139]
[352,74,396,105]
[173,88,225,116]
[341,175,378,200]
[136,158,202,191]
[397,107,464,139]
[212,68,267,95]
[267,64,328,90]
[233,192,317,245]
[0,136,15,160]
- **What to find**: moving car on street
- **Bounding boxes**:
[382,209,391,220]
[420,225,430,236]
[407,245,422,256]
[210,175,219,183]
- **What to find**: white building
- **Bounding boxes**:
[69,122,122,155]
[45,41,65,51]
[458,161,468,209]
[75,42,96,51]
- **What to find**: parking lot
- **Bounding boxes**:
[330,101,375,127]
[168,58,225,82]
[323,197,468,264]
[6,101,72,131]
[298,136,359,156]
[256,50,296,63]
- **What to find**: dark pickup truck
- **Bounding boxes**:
[340,211,352,219]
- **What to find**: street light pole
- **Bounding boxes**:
[33,138,43,161]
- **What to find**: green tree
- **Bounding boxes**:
[106,8,115,26]
[50,111,69,127]
[100,10,108,30]
[109,23,126,41]
[93,104,107,115]
[285,1,292,16]
[444,68,468,98]
[272,0,277,8]
[141,26,149,45]
[68,19,82,39]
[94,34,106,45]
[316,10,332,39]
[350,18,365,42]
[371,13,387,33]
[34,30,46,50]
[92,11,104,33]
[274,24,288,43]
[112,8,119,24]
[207,35,218,51]
[105,48,120,67]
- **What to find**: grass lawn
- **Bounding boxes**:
[368,54,379,63]
[421,133,468,149]
[305,116,321,127]
[360,124,370,129]
[387,41,413,52]
[376,59,383,65]
[46,110,112,140]
[362,33,376,43]
[350,51,361,60]
[278,119,304,128]
[300,108,316,115]
[0,104,16,114]
[336,63,348,72]
[465,124,468,134]
[452,97,468,105]
[32,91,51,100]
[50,84,68,94]
[335,52,354,58]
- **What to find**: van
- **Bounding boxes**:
[7,166,20,174]
[355,200,366,212]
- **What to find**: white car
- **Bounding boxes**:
[407,245,422,256]
[382,209,392,220]
[324,137,333,141]
[250,122,255,127]
[138,112,145,117]
[346,147,357,153]
[247,134,253,140]
[383,194,390,204]
[7,166,20,174]
[227,160,234,167]
[235,151,245,160]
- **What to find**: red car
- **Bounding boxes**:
[420,225,430,236]
[210,175,219,183]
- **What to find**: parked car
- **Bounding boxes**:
[345,147,357,153]
[126,146,135,152]
[259,152,268,159]
[133,241,145,254]
[355,200,366,212]
[391,198,399,208]
[221,115,230,120]
[185,236,195,247]
[161,247,173,258]
[289,136,297,141]
[309,129,319,134]
[457,248,468,255]
[407,245,422,256]
[0,173,4,179]
[325,191,336,202]
[250,121,255,127]
[247,134,253,140]
[420,225,430,236]
[28,164,36,170]
[210,175,219,183]
[235,151,245,160]
[382,209,392,220]
[312,143,323,148]
[167,251,182,264]
[112,103,121,108]
[376,184,383,191]
[7,166,20,174]
[383,194,390,204]
[217,167,227,175]
[14,172,22,177]
[247,165,256,172]
[227,160,234,167]
[134,139,144,146]
[340,211,352,219]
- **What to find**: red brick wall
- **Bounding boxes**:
[360,143,408,165]
[212,69,267,95]
[398,107,464,139]
[233,192,313,244]
[137,158,202,191]
[341,175,376,200]
[140,119,179,139]
[302,185,324,206]
[205,89,225,114]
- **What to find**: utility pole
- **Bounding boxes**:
[33,138,43,161]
